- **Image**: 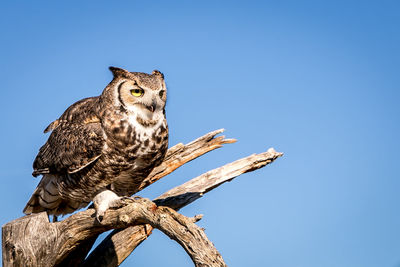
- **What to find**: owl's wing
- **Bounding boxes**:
[33,97,105,177]
[43,97,99,133]
[33,121,104,176]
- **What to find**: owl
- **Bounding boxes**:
[23,67,168,221]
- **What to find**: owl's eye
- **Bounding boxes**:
[130,88,144,97]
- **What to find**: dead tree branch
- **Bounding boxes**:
[2,129,283,267]
[83,148,283,266]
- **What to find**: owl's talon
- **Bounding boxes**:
[109,197,131,209]
[120,196,134,201]
[97,214,104,223]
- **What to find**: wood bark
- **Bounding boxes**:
[2,129,283,267]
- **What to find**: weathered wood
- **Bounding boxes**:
[3,198,227,267]
[2,213,60,267]
[155,147,283,209]
[63,198,227,267]
[83,225,153,267]
[83,147,283,266]
[2,129,283,267]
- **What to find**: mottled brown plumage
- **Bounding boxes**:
[23,67,168,217]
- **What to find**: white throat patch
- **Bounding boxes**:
[126,105,165,140]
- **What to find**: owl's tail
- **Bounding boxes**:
[23,174,89,216]
[23,174,62,215]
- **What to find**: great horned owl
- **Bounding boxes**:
[23,67,168,221]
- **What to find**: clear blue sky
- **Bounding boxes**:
[1,1,399,266]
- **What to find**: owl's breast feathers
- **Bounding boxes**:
[101,109,169,173]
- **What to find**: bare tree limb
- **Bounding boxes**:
[64,198,227,267]
[3,197,228,267]
[81,225,153,267]
[155,147,283,209]
[2,129,283,267]
[83,147,283,266]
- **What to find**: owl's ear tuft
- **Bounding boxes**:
[109,67,129,78]
[152,70,164,79]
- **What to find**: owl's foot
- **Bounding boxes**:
[93,190,124,222]
[93,191,144,222]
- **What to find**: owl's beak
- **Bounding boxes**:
[149,99,157,112]
[139,98,159,114]
[143,100,157,113]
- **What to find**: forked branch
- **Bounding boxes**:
[2,129,283,267]
[62,198,226,267]
[83,147,283,266]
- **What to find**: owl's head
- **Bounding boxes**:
[104,67,167,125]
